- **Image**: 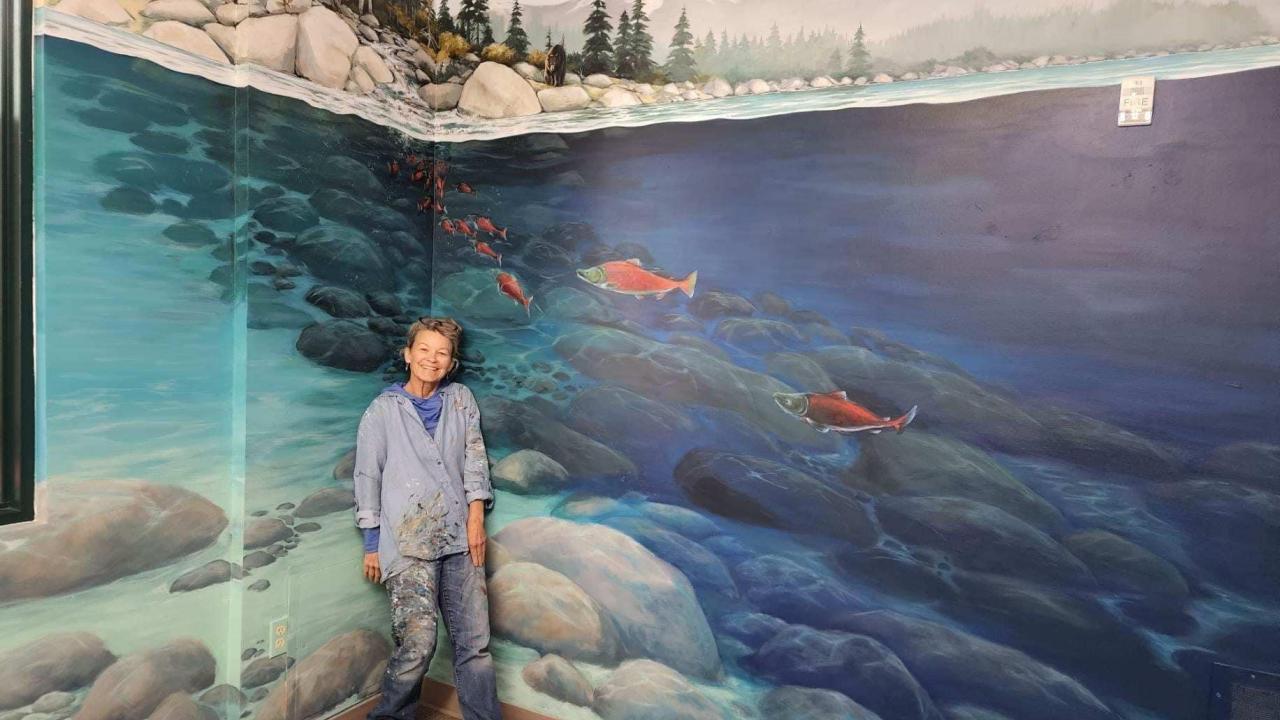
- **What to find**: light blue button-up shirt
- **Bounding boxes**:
[352,381,494,582]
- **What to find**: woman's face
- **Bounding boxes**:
[403,330,454,386]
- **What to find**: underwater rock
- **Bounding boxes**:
[876,497,1091,587]
[713,318,804,355]
[674,449,876,546]
[747,624,939,720]
[847,432,1064,532]
[296,320,389,372]
[541,287,622,326]
[480,397,636,483]
[941,707,1013,720]
[521,655,592,707]
[605,517,737,599]
[77,639,216,720]
[834,548,955,604]
[254,631,389,720]
[102,186,157,214]
[830,611,1115,720]
[763,352,839,393]
[293,523,321,533]
[565,386,697,462]
[247,579,270,592]
[489,562,621,664]
[1061,529,1187,598]
[734,554,862,623]
[294,487,355,518]
[252,197,318,233]
[240,656,293,689]
[170,560,244,593]
[1025,404,1183,478]
[0,481,226,602]
[242,551,276,570]
[332,448,355,482]
[199,685,246,710]
[688,290,755,320]
[759,686,884,720]
[291,224,394,292]
[591,660,723,720]
[493,517,721,679]
[0,633,115,710]
[248,302,312,330]
[364,291,401,317]
[244,517,292,549]
[491,450,570,495]
[717,613,789,650]
[144,692,217,720]
[436,268,532,325]
[130,130,189,154]
[1198,441,1280,490]
[305,286,372,318]
[308,188,412,233]
[754,292,791,316]
[666,333,727,361]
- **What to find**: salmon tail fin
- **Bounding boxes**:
[525,297,533,317]
[893,405,918,434]
[681,270,699,298]
[497,253,503,266]
[500,228,508,241]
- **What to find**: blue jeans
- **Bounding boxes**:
[367,551,501,720]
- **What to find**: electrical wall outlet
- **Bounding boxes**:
[269,616,289,657]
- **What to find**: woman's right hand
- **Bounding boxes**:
[363,552,381,583]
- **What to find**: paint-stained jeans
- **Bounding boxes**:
[367,551,500,720]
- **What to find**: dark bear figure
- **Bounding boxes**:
[544,44,567,87]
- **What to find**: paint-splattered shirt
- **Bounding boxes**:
[352,381,494,582]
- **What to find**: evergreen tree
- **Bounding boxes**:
[545,29,552,50]
[437,0,454,34]
[703,29,716,56]
[848,22,869,77]
[581,0,613,75]
[664,6,695,81]
[828,47,841,74]
[614,10,634,77]
[626,0,653,77]
[457,0,492,46]
[482,20,495,45]
[767,22,781,49]
[504,0,529,54]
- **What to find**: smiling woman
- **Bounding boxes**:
[1,0,34,525]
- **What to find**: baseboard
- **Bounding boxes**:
[331,678,555,720]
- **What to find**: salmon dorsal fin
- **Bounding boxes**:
[823,390,849,400]
[625,258,643,265]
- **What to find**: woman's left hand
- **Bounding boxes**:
[467,501,486,567]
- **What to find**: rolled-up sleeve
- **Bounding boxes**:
[462,390,494,509]
[353,401,386,529]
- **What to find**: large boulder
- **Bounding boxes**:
[294,487,355,517]
[847,432,1064,532]
[143,22,230,64]
[876,496,1092,587]
[418,83,462,111]
[701,78,732,98]
[490,562,621,663]
[295,6,358,89]
[480,397,636,483]
[251,196,317,232]
[491,450,570,495]
[0,481,227,601]
[140,0,214,25]
[53,0,132,25]
[604,517,737,599]
[146,693,217,720]
[289,225,393,292]
[256,631,389,720]
[538,86,591,113]
[747,625,940,720]
[734,555,862,623]
[458,62,541,119]
[0,633,116,710]
[1198,441,1280,490]
[565,386,697,464]
[713,318,804,354]
[295,320,388,372]
[592,660,724,720]
[598,88,641,108]
[76,640,216,720]
[1062,530,1187,597]
[674,449,876,546]
[493,518,721,679]
[205,15,298,73]
[831,611,1115,720]
[353,46,392,84]
[521,655,592,707]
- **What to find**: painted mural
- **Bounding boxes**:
[1,1,1279,720]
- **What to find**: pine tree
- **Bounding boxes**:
[545,29,552,50]
[581,0,613,76]
[614,10,634,77]
[437,0,454,34]
[848,22,869,77]
[482,20,495,45]
[828,47,841,74]
[457,0,492,46]
[767,22,781,49]
[664,6,695,82]
[505,0,529,55]
[703,29,716,56]
[626,0,653,77]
